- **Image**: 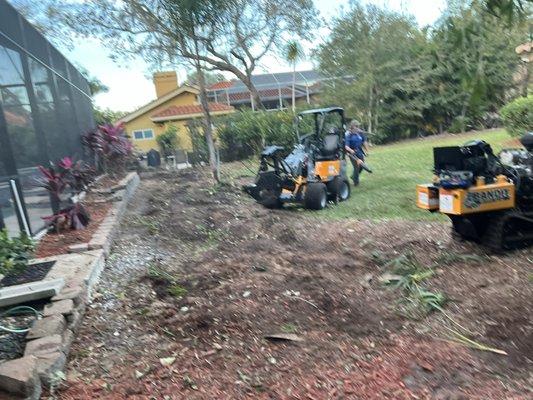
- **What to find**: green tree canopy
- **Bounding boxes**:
[317,0,530,143]
[185,71,226,87]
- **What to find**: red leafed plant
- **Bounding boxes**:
[38,157,95,232]
[37,164,67,214]
[58,156,96,192]
[99,122,133,156]
[42,203,90,233]
[82,122,133,175]
[57,156,74,170]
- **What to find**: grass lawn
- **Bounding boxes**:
[223,129,519,221]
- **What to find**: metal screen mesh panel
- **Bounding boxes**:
[0,0,95,235]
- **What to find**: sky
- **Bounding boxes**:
[65,0,446,112]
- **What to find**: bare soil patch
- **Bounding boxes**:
[56,168,532,399]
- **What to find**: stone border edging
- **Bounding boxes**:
[0,172,140,400]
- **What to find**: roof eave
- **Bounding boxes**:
[150,109,234,123]
[119,85,201,123]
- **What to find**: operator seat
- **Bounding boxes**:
[521,132,533,152]
[316,133,340,160]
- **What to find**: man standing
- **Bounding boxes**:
[345,120,369,186]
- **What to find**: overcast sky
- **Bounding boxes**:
[64,0,446,112]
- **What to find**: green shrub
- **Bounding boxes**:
[0,229,34,277]
[156,125,181,156]
[448,116,471,134]
[187,120,209,165]
[216,109,297,161]
[500,95,533,137]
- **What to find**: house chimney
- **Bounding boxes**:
[153,71,178,98]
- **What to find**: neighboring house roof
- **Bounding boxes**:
[151,102,234,122]
[4,109,30,126]
[208,70,322,94]
[209,84,321,105]
[230,87,304,103]
[119,85,200,123]
[206,70,323,107]
[208,81,233,90]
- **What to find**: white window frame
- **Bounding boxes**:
[132,129,154,140]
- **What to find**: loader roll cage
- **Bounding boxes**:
[296,107,346,141]
[296,107,347,160]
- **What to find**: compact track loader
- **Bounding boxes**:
[416,132,533,250]
[244,107,368,210]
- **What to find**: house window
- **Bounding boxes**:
[132,129,154,140]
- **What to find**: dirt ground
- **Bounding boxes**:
[55,168,532,399]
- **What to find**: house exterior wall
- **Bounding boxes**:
[123,91,198,153]
[126,118,193,153]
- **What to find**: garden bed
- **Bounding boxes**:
[35,202,112,258]
[35,173,124,258]
[0,172,140,400]
[0,261,55,287]
[56,168,532,399]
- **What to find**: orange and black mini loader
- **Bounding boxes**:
[244,107,371,210]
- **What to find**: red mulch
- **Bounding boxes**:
[35,201,112,258]
[34,174,125,258]
[56,335,529,399]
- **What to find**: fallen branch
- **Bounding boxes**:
[434,305,476,336]
[443,326,508,356]
[286,295,324,314]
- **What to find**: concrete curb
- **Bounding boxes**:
[0,172,140,399]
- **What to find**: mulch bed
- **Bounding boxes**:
[34,174,124,258]
[0,260,55,287]
[35,201,112,258]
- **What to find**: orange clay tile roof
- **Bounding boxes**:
[208,81,234,90]
[151,102,234,119]
[4,109,30,126]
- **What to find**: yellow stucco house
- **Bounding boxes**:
[120,71,234,153]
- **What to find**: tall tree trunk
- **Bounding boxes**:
[292,62,296,112]
[367,86,373,135]
[460,98,468,134]
[374,88,379,137]
[522,62,529,97]
[193,39,219,182]
[241,72,264,110]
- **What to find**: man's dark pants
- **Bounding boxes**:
[349,156,364,186]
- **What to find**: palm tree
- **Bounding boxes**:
[285,41,304,112]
